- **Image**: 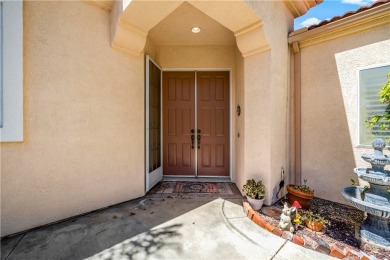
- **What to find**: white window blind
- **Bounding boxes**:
[0,1,23,142]
[0,1,3,127]
[359,65,390,145]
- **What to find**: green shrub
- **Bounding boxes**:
[242,179,265,199]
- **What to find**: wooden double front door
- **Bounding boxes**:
[163,71,230,177]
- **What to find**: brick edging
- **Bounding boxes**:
[242,202,373,260]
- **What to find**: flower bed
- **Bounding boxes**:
[243,197,390,259]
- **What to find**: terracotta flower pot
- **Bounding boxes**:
[287,185,314,209]
[305,219,324,232]
[246,197,265,211]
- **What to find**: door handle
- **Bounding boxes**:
[191,129,195,149]
[197,129,201,149]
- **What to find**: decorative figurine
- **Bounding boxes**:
[279,202,296,233]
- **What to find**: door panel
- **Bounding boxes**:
[197,72,230,176]
[163,72,196,176]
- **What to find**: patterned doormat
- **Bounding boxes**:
[174,182,218,193]
[148,181,235,195]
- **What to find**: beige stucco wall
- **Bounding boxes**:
[300,24,390,203]
[0,0,306,236]
[242,51,272,200]
[0,1,145,237]
[157,45,235,69]
[238,1,294,204]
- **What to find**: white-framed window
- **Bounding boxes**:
[359,64,390,145]
[0,1,23,142]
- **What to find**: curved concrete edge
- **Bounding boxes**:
[222,200,339,260]
[221,200,287,255]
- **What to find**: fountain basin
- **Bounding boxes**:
[343,186,390,247]
[343,139,390,247]
[342,187,390,218]
[354,168,390,185]
[361,154,390,166]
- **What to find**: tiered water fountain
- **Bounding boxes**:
[342,138,390,247]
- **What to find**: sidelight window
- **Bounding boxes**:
[148,60,162,172]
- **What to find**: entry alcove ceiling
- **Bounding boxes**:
[92,0,323,56]
[110,0,270,57]
[109,0,322,57]
[148,2,236,46]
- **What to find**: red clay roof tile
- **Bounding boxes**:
[307,0,390,30]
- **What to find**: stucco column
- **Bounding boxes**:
[238,0,293,206]
[242,51,272,205]
[241,49,290,205]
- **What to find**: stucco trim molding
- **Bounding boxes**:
[110,1,149,57]
[84,0,114,11]
[235,22,269,58]
[288,2,390,48]
[284,0,323,18]
[111,19,148,56]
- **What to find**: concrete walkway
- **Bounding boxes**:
[1,194,333,259]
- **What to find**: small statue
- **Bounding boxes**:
[279,202,296,233]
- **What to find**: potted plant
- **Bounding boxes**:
[242,179,265,210]
[300,211,330,232]
[287,179,314,209]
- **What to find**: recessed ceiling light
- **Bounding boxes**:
[191,27,201,33]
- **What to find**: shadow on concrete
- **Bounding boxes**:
[88,224,182,260]
[1,183,243,260]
